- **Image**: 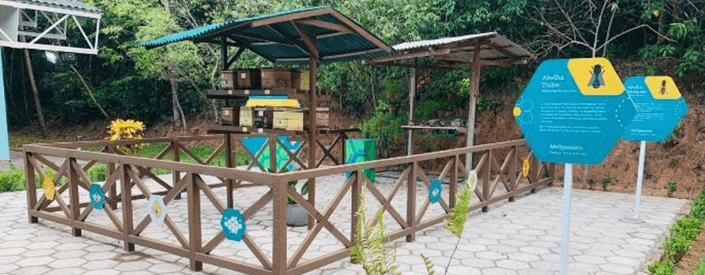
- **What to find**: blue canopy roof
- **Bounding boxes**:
[141,6,393,65]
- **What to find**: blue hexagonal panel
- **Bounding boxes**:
[221,208,246,242]
[89,183,105,210]
[429,179,442,204]
[622,76,688,142]
[514,58,636,165]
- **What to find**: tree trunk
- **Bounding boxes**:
[658,0,667,44]
[21,38,46,132]
[169,64,183,128]
[70,65,109,120]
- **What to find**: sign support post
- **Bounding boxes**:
[634,141,646,218]
[0,48,9,161]
[560,163,573,275]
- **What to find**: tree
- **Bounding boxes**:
[527,0,674,58]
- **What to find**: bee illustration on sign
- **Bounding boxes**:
[588,64,606,89]
[660,80,667,95]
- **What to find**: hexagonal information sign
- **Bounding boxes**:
[622,76,688,142]
[514,58,636,275]
[514,58,636,165]
[621,76,688,219]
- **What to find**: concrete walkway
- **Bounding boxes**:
[0,175,688,275]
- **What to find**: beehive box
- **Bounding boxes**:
[221,106,239,126]
[291,70,310,91]
[253,107,274,129]
[304,107,330,128]
[239,107,253,128]
[236,69,261,89]
[221,71,235,90]
[261,68,291,90]
[273,107,304,131]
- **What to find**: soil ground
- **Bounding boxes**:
[674,225,705,274]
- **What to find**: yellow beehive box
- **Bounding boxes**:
[239,107,253,127]
[273,108,304,131]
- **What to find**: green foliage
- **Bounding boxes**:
[444,184,473,238]
[650,187,705,273]
[666,180,678,196]
[601,176,613,191]
[639,44,677,59]
[0,167,26,192]
[415,101,444,121]
[648,259,674,275]
[350,184,400,275]
[360,105,406,157]
[87,164,108,182]
[421,254,436,275]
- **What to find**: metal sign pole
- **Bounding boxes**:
[560,163,573,275]
[0,48,10,161]
[634,140,646,218]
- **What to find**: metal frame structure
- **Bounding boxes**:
[23,135,554,274]
[0,0,101,55]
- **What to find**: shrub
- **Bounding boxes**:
[0,168,25,192]
[649,188,705,273]
[667,180,678,197]
[88,164,108,182]
[601,176,613,191]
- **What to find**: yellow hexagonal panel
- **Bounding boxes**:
[645,76,681,100]
[567,58,624,96]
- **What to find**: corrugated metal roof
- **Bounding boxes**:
[388,32,534,62]
[15,0,97,12]
[141,6,394,65]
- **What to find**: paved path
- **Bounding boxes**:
[0,174,688,275]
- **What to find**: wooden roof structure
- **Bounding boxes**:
[365,32,533,171]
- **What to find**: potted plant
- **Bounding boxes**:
[286,178,309,227]
[276,168,309,227]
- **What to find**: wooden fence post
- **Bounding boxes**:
[272,175,288,275]
[406,162,416,242]
[68,158,81,236]
[509,147,518,202]
[173,142,181,200]
[121,164,134,251]
[24,152,38,223]
[225,134,234,208]
[107,145,118,209]
[449,156,458,208]
[187,173,203,271]
[482,150,491,213]
[351,170,362,245]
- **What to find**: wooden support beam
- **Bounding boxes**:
[266,24,312,57]
[295,19,353,33]
[292,22,319,59]
[226,47,245,71]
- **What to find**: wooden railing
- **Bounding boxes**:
[23,136,554,275]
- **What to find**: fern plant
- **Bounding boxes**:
[444,184,473,238]
[350,183,400,275]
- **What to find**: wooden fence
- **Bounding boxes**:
[23,136,554,275]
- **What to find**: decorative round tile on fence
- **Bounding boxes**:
[221,208,246,241]
[42,176,55,200]
[429,179,442,204]
[522,159,530,178]
[467,170,478,191]
[89,184,105,210]
[148,195,167,225]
